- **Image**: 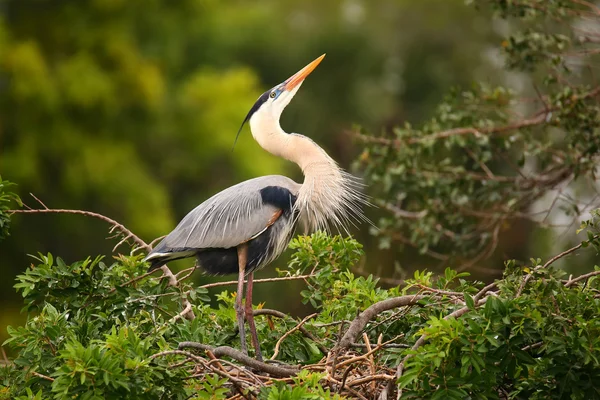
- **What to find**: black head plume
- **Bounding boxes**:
[232,89,272,151]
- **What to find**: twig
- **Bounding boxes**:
[270,313,317,360]
[517,236,597,296]
[564,270,600,287]
[349,342,408,349]
[347,374,395,387]
[338,363,358,394]
[8,208,151,251]
[199,274,316,290]
[175,265,198,281]
[149,349,205,364]
[169,302,193,324]
[253,309,328,354]
[521,342,544,352]
[376,201,428,220]
[30,371,55,382]
[178,342,299,377]
[203,356,257,399]
[1,347,9,364]
[206,357,265,387]
[414,284,464,298]
[363,332,377,393]
[474,281,499,302]
[542,236,595,270]
[30,193,49,210]
[160,265,195,320]
[112,270,158,292]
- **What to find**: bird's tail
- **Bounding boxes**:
[144,250,196,272]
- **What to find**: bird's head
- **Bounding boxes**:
[233,54,325,148]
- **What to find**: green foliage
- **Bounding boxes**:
[401,265,600,399]
[356,0,600,271]
[2,231,600,398]
[0,177,21,240]
[2,254,195,399]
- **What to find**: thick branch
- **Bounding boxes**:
[178,342,299,377]
[337,295,426,350]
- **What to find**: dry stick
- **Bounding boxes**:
[336,339,396,369]
[474,281,499,302]
[152,349,255,399]
[149,349,206,363]
[270,313,317,361]
[8,208,151,252]
[338,363,358,395]
[160,265,195,321]
[29,193,49,210]
[415,284,464,298]
[565,270,600,287]
[337,295,426,350]
[175,265,198,281]
[363,332,377,394]
[206,357,265,388]
[254,309,328,354]
[178,342,299,377]
[169,302,193,323]
[322,370,370,400]
[31,371,55,382]
[522,342,544,352]
[1,347,9,365]
[347,374,395,388]
[203,357,256,399]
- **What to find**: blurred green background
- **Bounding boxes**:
[0,0,512,343]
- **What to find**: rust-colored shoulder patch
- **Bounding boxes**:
[266,209,283,227]
[241,209,284,244]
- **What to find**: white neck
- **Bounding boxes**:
[249,111,366,232]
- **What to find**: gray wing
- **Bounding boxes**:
[147,175,300,257]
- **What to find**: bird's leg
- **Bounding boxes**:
[236,244,248,356]
[245,272,263,361]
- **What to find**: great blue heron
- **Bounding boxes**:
[144,54,367,360]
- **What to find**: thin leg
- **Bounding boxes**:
[236,245,248,355]
[245,272,263,361]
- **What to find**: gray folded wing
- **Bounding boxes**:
[146,175,300,259]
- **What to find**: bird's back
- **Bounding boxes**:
[145,175,301,272]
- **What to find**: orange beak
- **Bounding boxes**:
[284,54,326,91]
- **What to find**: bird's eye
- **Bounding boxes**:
[269,91,276,98]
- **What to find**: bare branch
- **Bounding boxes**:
[270,313,317,360]
[253,309,328,354]
[517,235,598,296]
[199,273,316,290]
[8,207,151,252]
[178,342,299,377]
[30,371,55,382]
[337,295,426,350]
[564,270,600,287]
